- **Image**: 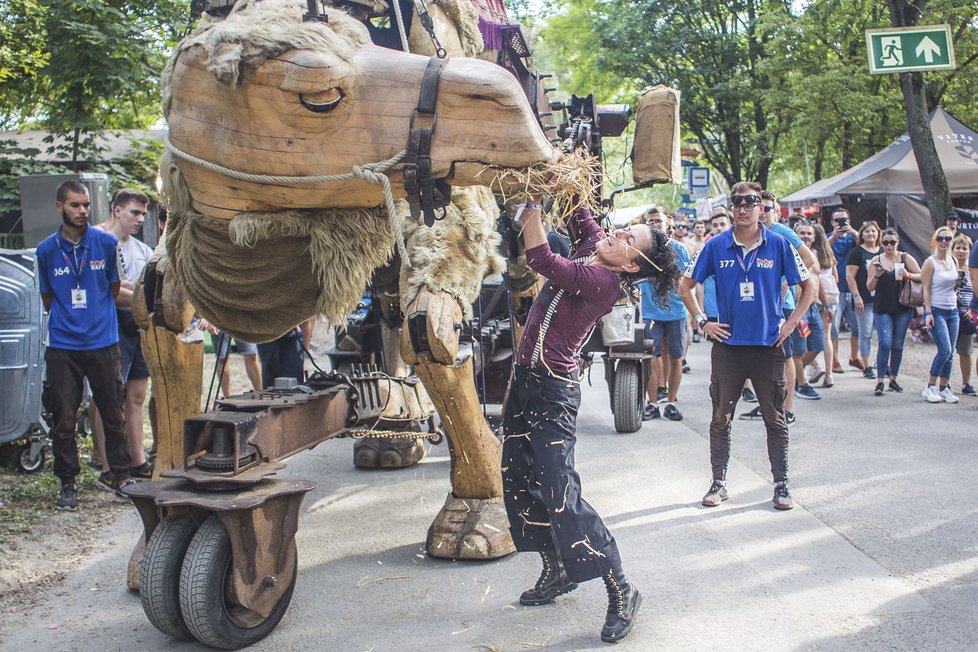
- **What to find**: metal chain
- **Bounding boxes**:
[340,428,443,442]
[414,0,447,58]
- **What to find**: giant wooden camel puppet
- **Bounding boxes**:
[127,0,566,647]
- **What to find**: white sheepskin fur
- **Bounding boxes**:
[398,186,505,318]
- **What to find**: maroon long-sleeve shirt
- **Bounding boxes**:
[515,208,621,375]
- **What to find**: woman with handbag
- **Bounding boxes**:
[920,226,961,403]
[845,221,883,378]
[952,234,976,396]
[867,229,921,396]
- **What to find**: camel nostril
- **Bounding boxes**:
[299,88,344,113]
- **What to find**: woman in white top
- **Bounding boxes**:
[920,226,961,403]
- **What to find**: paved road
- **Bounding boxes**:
[2,341,977,651]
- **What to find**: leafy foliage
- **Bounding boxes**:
[538,0,978,199]
[0,1,183,224]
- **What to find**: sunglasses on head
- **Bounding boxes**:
[882,239,898,245]
[935,235,953,243]
[730,194,761,207]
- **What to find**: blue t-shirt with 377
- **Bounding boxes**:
[690,225,807,346]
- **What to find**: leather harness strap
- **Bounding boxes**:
[403,56,452,227]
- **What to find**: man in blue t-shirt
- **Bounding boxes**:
[639,217,691,421]
[827,208,859,372]
[35,181,133,510]
[679,181,816,511]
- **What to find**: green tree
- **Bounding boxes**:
[0,0,48,127]
[544,0,795,188]
[538,0,978,199]
[2,0,183,165]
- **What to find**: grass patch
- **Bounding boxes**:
[0,437,101,544]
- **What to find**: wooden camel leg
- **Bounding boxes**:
[127,265,203,590]
[402,288,514,559]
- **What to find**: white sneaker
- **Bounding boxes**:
[939,386,960,403]
[922,385,942,403]
[804,363,815,380]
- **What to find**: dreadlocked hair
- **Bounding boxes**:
[621,227,681,307]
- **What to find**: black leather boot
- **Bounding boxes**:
[519,550,579,606]
[600,568,642,642]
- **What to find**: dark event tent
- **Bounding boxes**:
[782,107,978,260]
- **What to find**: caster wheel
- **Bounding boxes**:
[179,514,297,649]
[13,442,46,474]
[140,515,200,640]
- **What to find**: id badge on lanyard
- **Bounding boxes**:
[61,245,89,310]
[740,281,755,301]
[71,288,87,309]
[736,249,758,302]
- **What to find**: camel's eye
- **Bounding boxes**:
[299,88,344,113]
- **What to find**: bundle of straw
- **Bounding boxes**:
[479,149,602,226]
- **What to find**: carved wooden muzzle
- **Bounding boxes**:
[167,42,555,218]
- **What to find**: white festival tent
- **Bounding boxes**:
[782,107,978,259]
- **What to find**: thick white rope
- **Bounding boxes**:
[391,0,411,53]
[163,134,412,266]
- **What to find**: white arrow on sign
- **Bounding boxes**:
[916,36,942,63]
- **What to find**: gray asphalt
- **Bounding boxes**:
[3,340,977,651]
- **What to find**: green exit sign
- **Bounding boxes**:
[866,25,955,74]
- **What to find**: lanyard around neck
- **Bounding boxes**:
[59,240,88,287]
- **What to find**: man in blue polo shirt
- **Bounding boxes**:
[679,181,816,511]
[36,180,133,511]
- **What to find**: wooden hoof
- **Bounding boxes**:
[127,533,146,592]
[426,494,515,560]
[353,436,426,469]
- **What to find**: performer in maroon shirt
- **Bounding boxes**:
[503,197,680,642]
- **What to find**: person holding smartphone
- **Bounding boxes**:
[952,234,976,396]
[827,209,859,373]
[866,229,921,396]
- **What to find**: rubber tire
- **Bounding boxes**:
[13,442,45,474]
[140,515,200,641]
[612,359,643,433]
[179,514,297,650]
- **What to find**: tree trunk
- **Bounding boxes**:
[814,138,825,182]
[899,72,952,229]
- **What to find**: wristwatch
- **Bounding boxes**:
[696,313,709,330]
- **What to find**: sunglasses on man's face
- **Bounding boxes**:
[761,204,776,213]
[882,239,898,246]
[674,223,688,229]
[730,194,761,207]
[935,235,953,243]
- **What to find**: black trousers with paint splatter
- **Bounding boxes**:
[502,365,621,583]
